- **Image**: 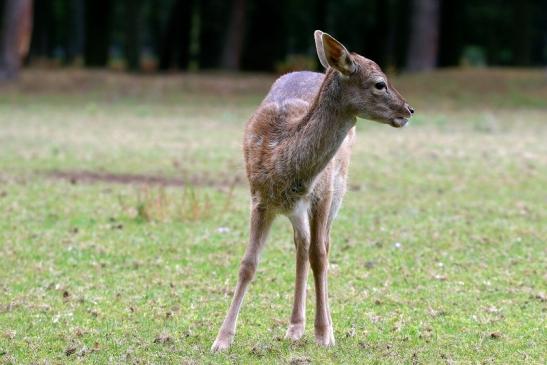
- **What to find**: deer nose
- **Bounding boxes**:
[406,105,415,115]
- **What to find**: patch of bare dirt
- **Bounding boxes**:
[45,170,245,188]
[8,69,275,98]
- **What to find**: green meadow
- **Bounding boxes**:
[0,69,545,364]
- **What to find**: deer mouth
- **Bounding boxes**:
[390,117,409,128]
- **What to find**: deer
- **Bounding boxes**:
[211,30,414,352]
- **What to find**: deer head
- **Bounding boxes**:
[314,30,414,128]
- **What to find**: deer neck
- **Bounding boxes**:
[287,69,356,187]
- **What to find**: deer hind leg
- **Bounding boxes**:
[211,205,274,352]
[285,201,311,341]
[321,174,347,336]
[309,192,335,346]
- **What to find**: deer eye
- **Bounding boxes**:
[374,81,386,90]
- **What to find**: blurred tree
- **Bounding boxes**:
[159,0,193,70]
[29,0,50,59]
[13,0,547,72]
[406,0,440,72]
[383,0,412,70]
[326,0,411,70]
[124,0,144,71]
[84,0,110,67]
[199,0,230,69]
[241,0,285,71]
[366,0,390,67]
[328,0,371,56]
[283,0,316,56]
[383,0,409,70]
[0,0,33,80]
[67,0,84,63]
[536,0,547,65]
[220,0,246,70]
[147,0,169,65]
[315,0,327,31]
[30,0,71,64]
[512,0,534,66]
[438,0,463,67]
[463,1,514,65]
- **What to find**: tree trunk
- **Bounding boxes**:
[315,0,327,31]
[29,0,49,60]
[365,0,388,67]
[159,0,193,71]
[539,1,547,66]
[220,0,246,70]
[67,0,84,63]
[124,0,144,71]
[384,0,400,69]
[438,0,463,67]
[241,0,284,71]
[0,0,33,80]
[512,0,533,66]
[406,0,440,72]
[199,0,230,69]
[84,0,110,67]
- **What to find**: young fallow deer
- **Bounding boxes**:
[212,30,414,351]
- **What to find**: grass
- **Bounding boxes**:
[0,68,546,364]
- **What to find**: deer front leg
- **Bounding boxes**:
[285,206,310,341]
[309,240,335,346]
[309,197,335,347]
[211,205,274,352]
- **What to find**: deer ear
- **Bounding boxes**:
[314,30,329,69]
[321,32,356,76]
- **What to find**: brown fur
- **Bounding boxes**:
[212,30,413,351]
[244,68,355,212]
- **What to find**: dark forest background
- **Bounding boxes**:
[0,0,546,79]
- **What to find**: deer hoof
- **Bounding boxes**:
[285,323,305,341]
[211,335,233,352]
[315,327,335,347]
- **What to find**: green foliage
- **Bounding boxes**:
[461,46,486,68]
